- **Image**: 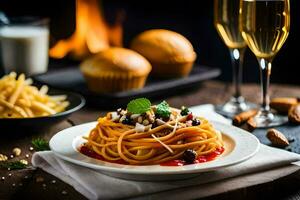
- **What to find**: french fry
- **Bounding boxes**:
[9,73,25,105]
[20,92,32,107]
[24,107,34,118]
[14,106,27,117]
[25,78,33,85]
[16,99,30,107]
[0,98,14,109]
[0,99,27,117]
[54,101,70,113]
[32,101,56,115]
[9,71,17,79]
[46,102,56,108]
[39,85,49,95]
[50,95,67,101]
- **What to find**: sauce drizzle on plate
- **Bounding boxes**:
[160,147,224,166]
[80,145,224,166]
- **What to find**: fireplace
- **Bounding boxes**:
[49,0,123,60]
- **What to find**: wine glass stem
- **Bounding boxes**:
[258,58,272,112]
[229,48,245,99]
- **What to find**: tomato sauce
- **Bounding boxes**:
[160,147,225,166]
[80,145,225,166]
[79,145,127,165]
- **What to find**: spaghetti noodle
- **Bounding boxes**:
[82,100,224,165]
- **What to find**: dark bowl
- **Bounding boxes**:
[0,89,85,131]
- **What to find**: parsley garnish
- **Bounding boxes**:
[32,138,50,151]
[0,161,27,170]
[127,98,151,114]
[156,101,171,118]
[180,106,190,116]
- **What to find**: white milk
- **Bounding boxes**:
[0,26,49,75]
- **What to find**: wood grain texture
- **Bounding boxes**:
[1,81,300,200]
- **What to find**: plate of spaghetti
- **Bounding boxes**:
[50,98,259,180]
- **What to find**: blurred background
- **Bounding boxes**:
[1,0,299,84]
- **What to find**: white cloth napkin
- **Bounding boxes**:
[32,104,300,200]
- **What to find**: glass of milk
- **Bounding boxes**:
[0,17,49,76]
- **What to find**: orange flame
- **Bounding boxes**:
[49,0,123,60]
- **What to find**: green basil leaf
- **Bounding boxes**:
[127,98,151,114]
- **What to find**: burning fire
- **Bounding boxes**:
[49,0,123,60]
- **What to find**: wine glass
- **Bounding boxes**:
[214,0,255,118]
[240,0,290,127]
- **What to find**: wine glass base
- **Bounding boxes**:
[215,97,257,118]
[253,111,288,128]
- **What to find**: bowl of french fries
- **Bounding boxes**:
[0,72,85,129]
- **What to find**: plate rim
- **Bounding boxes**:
[50,121,260,175]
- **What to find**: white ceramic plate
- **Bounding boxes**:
[50,121,260,181]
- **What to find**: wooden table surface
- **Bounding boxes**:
[1,81,300,200]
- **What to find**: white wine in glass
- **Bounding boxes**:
[214,0,254,117]
[240,0,290,127]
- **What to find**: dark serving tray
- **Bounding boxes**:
[33,65,220,108]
